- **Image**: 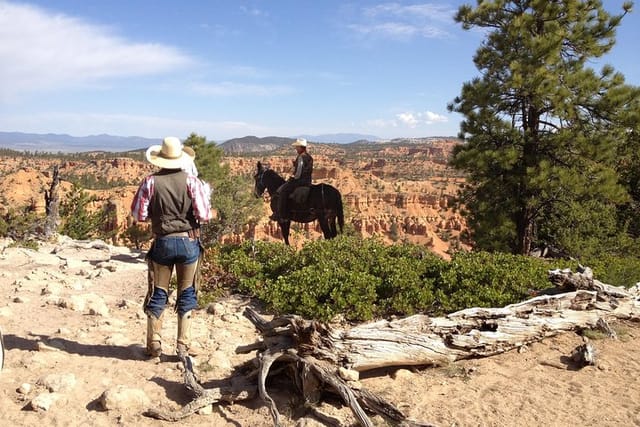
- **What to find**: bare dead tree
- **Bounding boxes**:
[43,165,60,239]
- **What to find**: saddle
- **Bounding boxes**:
[289,186,310,204]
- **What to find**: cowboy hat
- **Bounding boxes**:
[292,138,307,147]
[145,137,194,169]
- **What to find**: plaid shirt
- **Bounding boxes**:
[131,174,212,223]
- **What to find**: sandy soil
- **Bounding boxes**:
[1,237,639,427]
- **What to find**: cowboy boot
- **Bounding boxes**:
[146,313,163,358]
[176,311,193,357]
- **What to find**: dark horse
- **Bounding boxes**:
[254,161,344,245]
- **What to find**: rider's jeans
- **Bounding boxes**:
[145,236,200,317]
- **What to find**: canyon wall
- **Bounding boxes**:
[0,140,467,256]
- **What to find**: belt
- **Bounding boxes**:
[160,231,190,237]
[156,229,201,238]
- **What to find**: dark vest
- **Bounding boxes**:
[295,152,313,185]
[149,169,198,235]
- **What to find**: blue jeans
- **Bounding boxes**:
[145,237,200,317]
[150,236,200,266]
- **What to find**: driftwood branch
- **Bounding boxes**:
[144,354,256,421]
[145,267,639,426]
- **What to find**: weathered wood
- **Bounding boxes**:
[144,354,256,421]
[243,268,639,372]
[570,338,596,368]
[259,350,285,427]
[43,165,60,239]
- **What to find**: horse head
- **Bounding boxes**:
[254,161,286,198]
[254,161,267,197]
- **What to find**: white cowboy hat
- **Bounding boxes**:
[292,138,307,147]
[145,137,194,169]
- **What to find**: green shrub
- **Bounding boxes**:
[213,240,295,295]
[0,204,43,242]
[581,254,640,288]
[265,261,379,321]
[433,251,563,314]
[370,244,444,316]
[202,236,611,322]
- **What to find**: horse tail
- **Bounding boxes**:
[336,189,344,233]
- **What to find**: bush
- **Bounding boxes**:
[265,262,379,321]
[60,184,115,240]
[201,236,626,322]
[0,204,43,243]
[212,240,295,295]
[433,251,558,314]
[581,254,640,288]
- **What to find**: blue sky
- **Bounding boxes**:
[0,1,638,142]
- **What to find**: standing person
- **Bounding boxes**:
[131,136,212,359]
[272,138,313,221]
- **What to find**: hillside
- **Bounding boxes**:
[0,139,467,256]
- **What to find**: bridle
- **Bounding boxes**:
[254,168,267,197]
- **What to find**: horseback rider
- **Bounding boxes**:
[271,138,313,221]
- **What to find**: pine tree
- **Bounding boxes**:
[615,94,640,240]
[449,0,638,256]
[60,184,103,240]
[183,133,263,245]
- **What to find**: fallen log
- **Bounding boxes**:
[145,267,640,426]
[245,267,640,372]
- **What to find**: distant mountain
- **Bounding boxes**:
[297,133,382,144]
[0,131,459,154]
[219,136,295,153]
[354,136,460,145]
[0,131,159,153]
[219,133,385,154]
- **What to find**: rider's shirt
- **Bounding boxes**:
[293,152,313,185]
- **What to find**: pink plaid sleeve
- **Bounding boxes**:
[187,175,213,222]
[130,176,154,221]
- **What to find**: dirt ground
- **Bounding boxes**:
[1,237,639,427]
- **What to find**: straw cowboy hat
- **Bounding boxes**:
[146,137,195,169]
[292,138,307,147]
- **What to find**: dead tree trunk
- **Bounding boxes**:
[145,267,640,426]
[43,165,60,239]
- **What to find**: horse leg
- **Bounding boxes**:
[317,215,332,240]
[327,214,338,238]
[280,220,291,245]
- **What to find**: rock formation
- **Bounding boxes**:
[0,140,468,256]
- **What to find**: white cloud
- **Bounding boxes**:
[0,2,192,98]
[396,112,419,127]
[190,82,295,97]
[396,111,448,126]
[368,110,449,129]
[364,3,453,23]
[424,111,448,124]
[350,2,455,40]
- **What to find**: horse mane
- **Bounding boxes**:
[262,168,285,189]
[265,168,281,179]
